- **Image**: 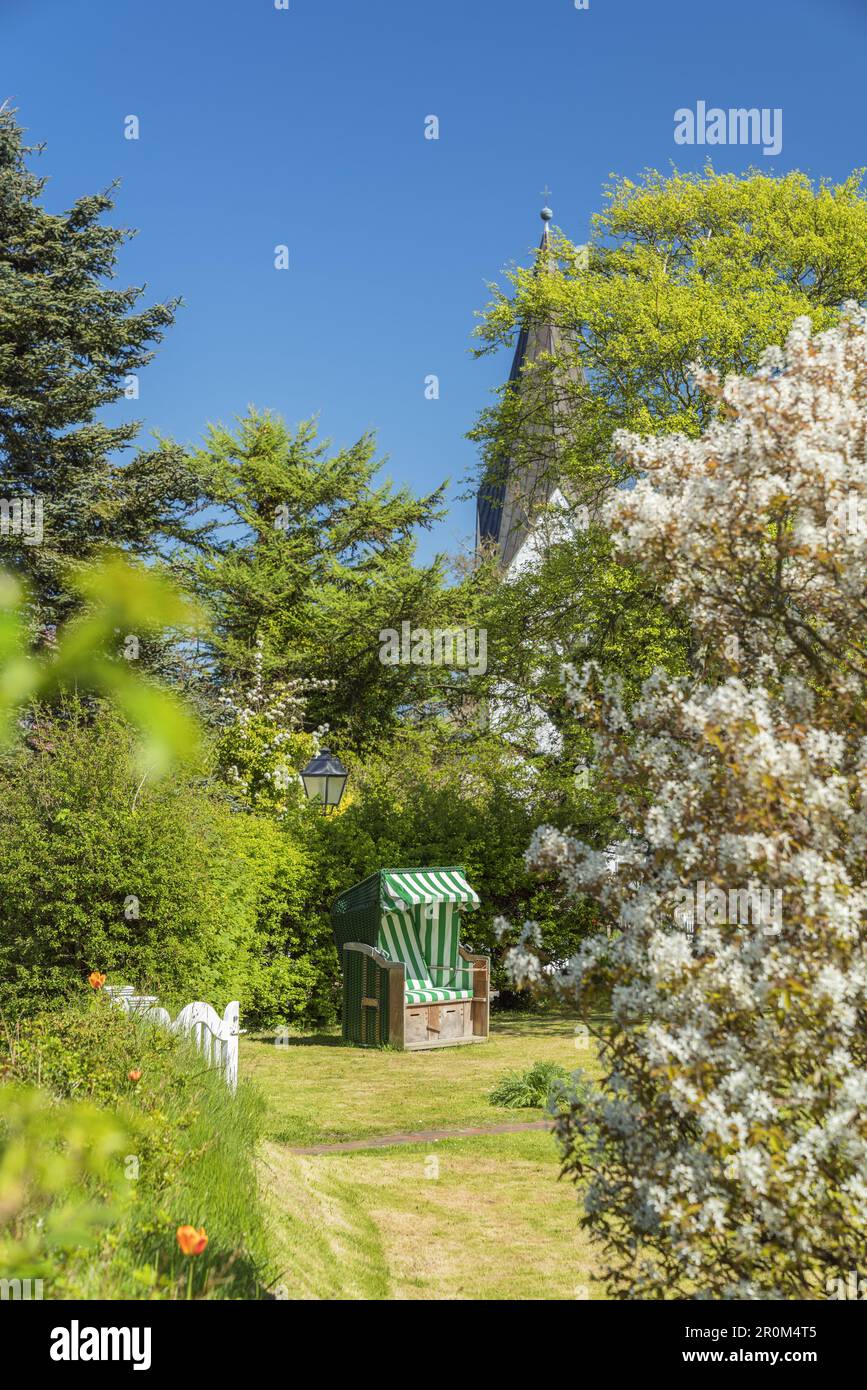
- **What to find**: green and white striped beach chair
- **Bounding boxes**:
[379,908,473,1004]
[331,867,490,1049]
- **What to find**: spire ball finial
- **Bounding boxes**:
[540,206,553,222]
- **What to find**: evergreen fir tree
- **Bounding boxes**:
[176,409,459,745]
[0,107,199,629]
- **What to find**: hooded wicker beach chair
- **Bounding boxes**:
[331,867,490,1050]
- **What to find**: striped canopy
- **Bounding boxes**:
[378,909,473,1005]
[381,868,480,910]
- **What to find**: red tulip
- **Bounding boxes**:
[176,1225,208,1256]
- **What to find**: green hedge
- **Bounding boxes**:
[0,703,323,1024]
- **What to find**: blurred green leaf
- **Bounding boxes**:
[0,554,202,771]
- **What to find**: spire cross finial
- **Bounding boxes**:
[540,185,553,202]
[539,187,553,223]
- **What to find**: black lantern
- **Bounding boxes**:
[300,747,348,811]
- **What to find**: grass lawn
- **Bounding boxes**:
[246,1011,608,1299]
[261,1132,602,1300]
[242,1009,603,1145]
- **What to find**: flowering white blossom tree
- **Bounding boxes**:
[515,308,867,1298]
[216,639,334,817]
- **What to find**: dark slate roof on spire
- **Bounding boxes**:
[476,208,580,568]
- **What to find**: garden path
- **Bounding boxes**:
[290,1118,551,1153]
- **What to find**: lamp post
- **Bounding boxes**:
[300,747,349,812]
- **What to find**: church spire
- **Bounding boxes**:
[476,203,571,570]
[539,198,554,257]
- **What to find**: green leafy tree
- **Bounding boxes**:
[469,166,867,792]
[0,107,200,628]
[474,167,867,488]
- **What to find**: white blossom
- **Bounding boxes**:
[511,312,867,1298]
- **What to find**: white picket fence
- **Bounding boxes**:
[106,987,242,1092]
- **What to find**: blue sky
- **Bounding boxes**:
[2,0,865,563]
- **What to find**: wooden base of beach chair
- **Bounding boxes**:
[404,999,477,1049]
[342,944,490,1050]
[401,948,490,1050]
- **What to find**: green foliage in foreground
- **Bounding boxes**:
[488,1061,572,1109]
[0,1084,130,1286]
[0,556,201,772]
[0,995,271,1299]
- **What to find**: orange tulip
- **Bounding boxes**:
[88,971,106,990]
[176,1225,208,1256]
[128,1069,142,1083]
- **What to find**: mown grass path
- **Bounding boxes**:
[246,1012,608,1299]
[290,1118,551,1153]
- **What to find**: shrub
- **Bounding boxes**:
[228,813,338,1029]
[489,1061,571,1109]
[0,703,272,1017]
